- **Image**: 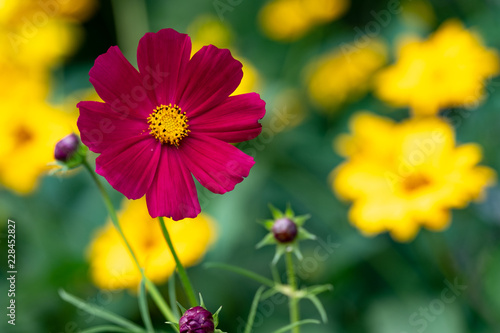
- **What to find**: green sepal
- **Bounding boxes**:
[256,232,276,249]
[51,139,89,172]
[297,228,317,241]
[272,244,287,265]
[198,293,206,309]
[294,214,311,227]
[165,321,180,332]
[213,305,223,328]
[268,203,284,219]
[284,203,294,218]
[176,302,187,314]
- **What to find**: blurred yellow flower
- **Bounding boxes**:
[232,59,260,95]
[188,15,232,55]
[332,113,495,241]
[0,0,91,67]
[375,20,500,115]
[58,0,98,22]
[0,0,93,194]
[0,104,74,194]
[87,198,217,290]
[306,39,387,112]
[259,0,349,42]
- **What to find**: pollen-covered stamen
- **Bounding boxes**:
[147,104,190,146]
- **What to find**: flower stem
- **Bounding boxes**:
[82,161,176,322]
[286,251,300,333]
[158,216,198,308]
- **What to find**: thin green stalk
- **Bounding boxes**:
[158,216,198,308]
[83,161,176,322]
[286,252,300,333]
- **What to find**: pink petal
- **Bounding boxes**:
[189,93,265,143]
[180,134,255,194]
[146,148,200,220]
[175,45,243,118]
[137,28,191,106]
[77,101,149,153]
[89,46,155,118]
[95,136,160,200]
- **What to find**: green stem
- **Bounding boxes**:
[158,216,198,308]
[286,251,300,333]
[83,161,176,322]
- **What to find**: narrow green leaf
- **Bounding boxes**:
[79,326,130,333]
[138,279,154,333]
[270,319,320,333]
[168,276,180,320]
[305,284,334,296]
[260,287,280,301]
[244,286,266,333]
[59,289,145,333]
[306,295,328,323]
[204,262,274,287]
[270,263,281,284]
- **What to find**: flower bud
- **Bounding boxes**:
[54,133,80,162]
[179,306,215,333]
[272,217,298,243]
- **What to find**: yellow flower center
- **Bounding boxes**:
[403,173,431,193]
[14,125,34,147]
[147,104,190,146]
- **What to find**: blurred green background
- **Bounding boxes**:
[1,0,500,332]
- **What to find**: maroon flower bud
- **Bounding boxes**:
[179,306,215,333]
[272,217,298,243]
[54,134,80,162]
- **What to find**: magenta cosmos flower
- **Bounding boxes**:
[77,29,265,220]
